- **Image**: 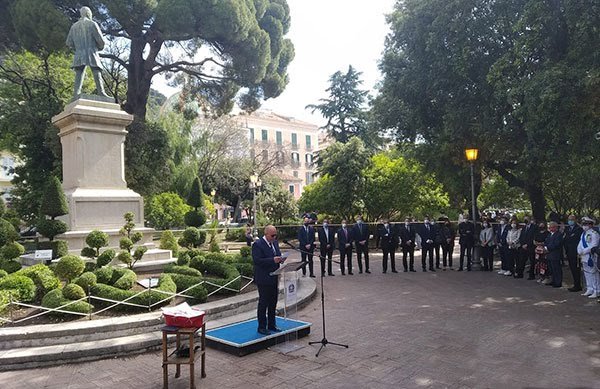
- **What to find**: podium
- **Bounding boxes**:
[270,260,305,352]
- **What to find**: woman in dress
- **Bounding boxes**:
[533,222,550,283]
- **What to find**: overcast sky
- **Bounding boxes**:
[153,0,397,126]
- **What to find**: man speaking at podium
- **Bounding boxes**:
[252,225,284,335]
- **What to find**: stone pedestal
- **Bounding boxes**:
[50,98,160,253]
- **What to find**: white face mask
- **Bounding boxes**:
[483,223,488,228]
[511,223,517,229]
[424,220,430,224]
[405,222,410,226]
[583,225,590,231]
[342,223,346,228]
[384,223,389,228]
[500,220,506,225]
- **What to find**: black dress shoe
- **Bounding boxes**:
[348,272,354,275]
[568,287,582,292]
[365,270,371,274]
[268,326,282,332]
[429,268,436,272]
[359,270,363,274]
[552,285,562,288]
[422,269,427,272]
[257,328,270,335]
[392,270,398,273]
[382,270,387,274]
[328,273,335,276]
[467,268,472,271]
[403,269,408,272]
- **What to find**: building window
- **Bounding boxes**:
[293,171,298,178]
[276,151,285,165]
[305,153,313,166]
[291,133,297,146]
[249,128,254,143]
[306,135,312,149]
[261,129,268,142]
[291,152,299,163]
[289,185,295,194]
[305,171,314,185]
[276,131,282,145]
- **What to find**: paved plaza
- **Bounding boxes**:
[1,253,599,389]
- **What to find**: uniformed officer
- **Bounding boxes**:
[578,217,600,299]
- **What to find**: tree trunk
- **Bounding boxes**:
[527,184,546,222]
[123,36,153,121]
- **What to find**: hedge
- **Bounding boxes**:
[73,271,97,291]
[163,264,202,277]
[0,274,36,302]
[193,258,241,294]
[166,273,208,302]
[94,266,113,284]
[16,264,61,298]
[234,263,254,278]
[110,268,137,290]
[239,246,251,258]
[63,283,86,300]
[1,242,25,260]
[0,269,7,278]
[0,259,21,274]
[55,255,85,282]
[41,289,93,315]
[90,274,176,312]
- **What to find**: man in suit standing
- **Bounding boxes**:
[251,225,284,335]
[337,220,353,275]
[458,217,475,271]
[298,217,315,277]
[564,215,583,292]
[545,221,564,288]
[419,217,436,272]
[399,217,416,272]
[378,219,397,273]
[352,215,371,273]
[519,216,537,279]
[318,219,335,276]
[496,217,510,275]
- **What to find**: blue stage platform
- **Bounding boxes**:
[206,317,311,356]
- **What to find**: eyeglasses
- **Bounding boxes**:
[269,234,277,238]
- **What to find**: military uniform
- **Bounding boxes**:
[577,226,600,298]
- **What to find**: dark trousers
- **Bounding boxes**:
[402,247,415,271]
[382,246,396,272]
[567,252,581,289]
[301,250,314,276]
[256,283,278,330]
[422,245,434,270]
[525,249,536,278]
[442,243,454,267]
[515,248,529,276]
[499,246,508,270]
[356,243,370,272]
[434,243,442,268]
[482,246,494,270]
[507,248,518,273]
[320,248,334,275]
[340,246,353,274]
[459,244,473,270]
[549,259,562,286]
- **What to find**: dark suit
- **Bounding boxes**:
[337,226,353,274]
[352,222,370,272]
[298,224,315,276]
[440,223,456,268]
[318,226,335,276]
[378,224,397,273]
[458,221,475,270]
[399,224,416,271]
[563,224,583,289]
[518,223,537,278]
[496,224,509,271]
[252,237,281,331]
[419,223,436,271]
[545,231,564,287]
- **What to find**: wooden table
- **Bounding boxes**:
[161,324,206,389]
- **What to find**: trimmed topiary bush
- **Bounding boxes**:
[0,274,36,302]
[184,209,206,228]
[116,251,133,267]
[73,271,97,291]
[96,249,116,268]
[1,242,25,259]
[55,255,85,282]
[0,289,13,313]
[193,258,241,295]
[90,274,176,311]
[94,266,113,284]
[0,259,21,274]
[63,283,86,300]
[85,230,109,256]
[179,227,206,248]
[159,230,179,257]
[187,177,203,209]
[164,264,202,277]
[80,247,96,258]
[239,246,251,258]
[41,176,69,218]
[189,254,206,271]
[234,263,254,278]
[113,269,137,290]
[37,219,68,242]
[167,273,207,302]
[41,289,93,315]
[119,237,134,252]
[16,264,61,298]
[0,218,19,247]
[203,252,237,263]
[176,252,190,266]
[0,269,7,278]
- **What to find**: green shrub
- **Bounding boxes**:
[1,242,25,260]
[0,269,7,278]
[133,246,147,262]
[145,193,190,230]
[184,209,206,228]
[180,227,205,248]
[94,266,113,284]
[80,247,96,258]
[37,219,68,241]
[0,218,19,247]
[176,252,190,266]
[194,258,241,294]
[119,237,133,251]
[0,289,13,313]
[159,230,179,257]
[234,263,254,278]
[41,289,93,315]
[55,255,85,282]
[84,261,96,272]
[85,230,109,256]
[16,264,61,298]
[204,252,237,263]
[63,283,86,300]
[108,267,127,284]
[0,274,36,302]
[239,246,251,258]
[225,227,246,242]
[167,273,207,302]
[189,254,206,271]
[164,264,202,277]
[90,274,176,311]
[116,251,133,267]
[38,240,69,259]
[0,259,21,274]
[41,176,69,218]
[113,269,137,290]
[73,271,97,291]
[209,240,220,253]
[186,177,203,209]
[96,249,115,268]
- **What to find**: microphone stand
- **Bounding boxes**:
[282,240,349,357]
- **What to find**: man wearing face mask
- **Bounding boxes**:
[564,215,583,292]
[337,220,353,275]
[578,217,600,298]
[378,219,398,273]
[352,215,371,273]
[496,217,510,275]
[519,216,537,280]
[318,219,335,276]
[441,218,456,270]
[399,217,416,272]
[419,216,436,272]
[458,216,475,271]
[544,221,564,288]
[298,217,316,277]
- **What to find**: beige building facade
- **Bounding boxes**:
[235,111,320,199]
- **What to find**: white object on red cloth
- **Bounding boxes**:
[161,302,205,328]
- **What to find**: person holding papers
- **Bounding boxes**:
[252,225,285,335]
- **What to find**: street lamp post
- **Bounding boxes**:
[250,173,258,237]
[210,189,217,221]
[465,148,479,269]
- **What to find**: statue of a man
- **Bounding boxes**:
[66,6,109,98]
